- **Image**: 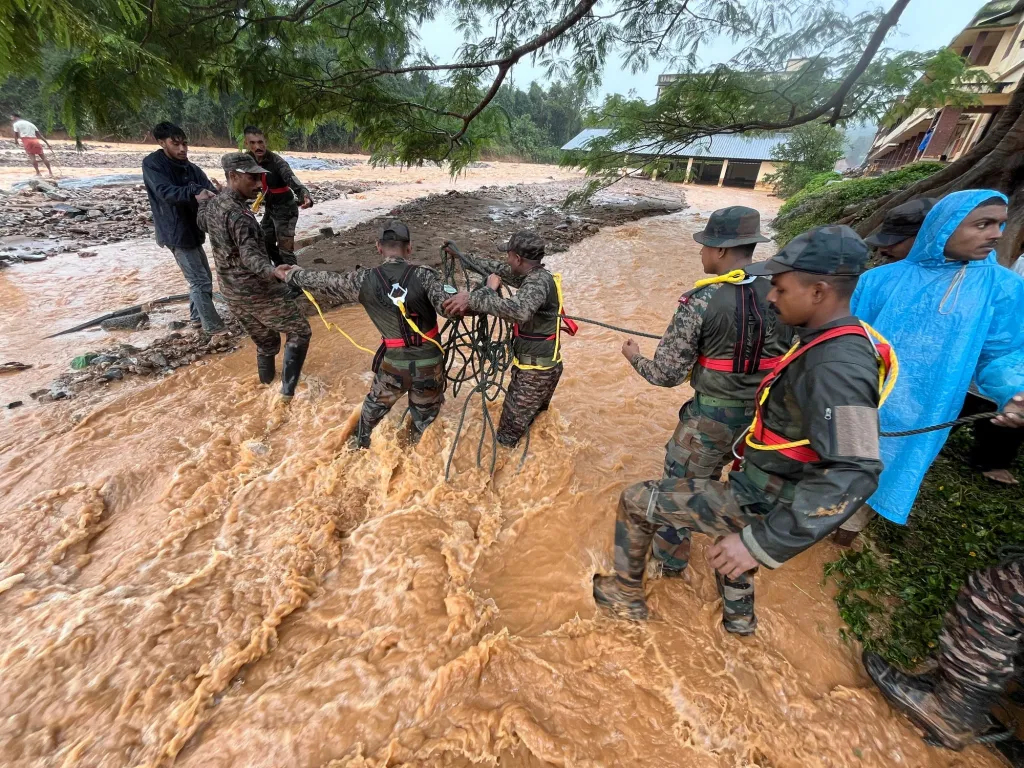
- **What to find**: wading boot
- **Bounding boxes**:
[257,354,276,385]
[593,575,649,621]
[863,651,1004,750]
[279,340,309,401]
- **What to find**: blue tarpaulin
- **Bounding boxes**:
[852,189,1024,524]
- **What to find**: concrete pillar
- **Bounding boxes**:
[685,157,693,183]
[922,108,963,159]
[717,158,729,187]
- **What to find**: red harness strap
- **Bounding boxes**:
[697,354,782,372]
[382,326,439,348]
[261,176,290,195]
[750,324,872,463]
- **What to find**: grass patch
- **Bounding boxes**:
[826,430,1024,667]
[773,162,946,246]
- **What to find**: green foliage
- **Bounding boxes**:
[826,431,1024,667]
[772,161,945,245]
[763,122,846,198]
[883,48,991,128]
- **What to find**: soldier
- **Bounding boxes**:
[622,206,794,578]
[277,220,450,448]
[863,558,1024,750]
[441,231,568,448]
[244,126,313,267]
[594,226,890,635]
[197,153,312,400]
[863,197,935,264]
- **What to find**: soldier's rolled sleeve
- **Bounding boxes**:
[631,301,702,387]
[287,267,367,303]
[743,361,882,567]
[460,253,520,286]
[467,272,547,324]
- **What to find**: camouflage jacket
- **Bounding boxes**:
[286,259,449,314]
[250,150,309,206]
[632,278,794,401]
[460,253,554,326]
[196,189,286,301]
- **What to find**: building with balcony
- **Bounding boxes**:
[867,0,1024,171]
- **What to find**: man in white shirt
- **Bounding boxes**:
[10,113,53,177]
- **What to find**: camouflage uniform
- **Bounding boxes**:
[249,150,311,267]
[462,231,564,448]
[597,226,884,635]
[630,206,793,574]
[286,220,451,446]
[864,559,1024,750]
[196,164,311,362]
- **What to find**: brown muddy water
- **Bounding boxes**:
[0,183,1001,767]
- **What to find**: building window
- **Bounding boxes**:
[1004,21,1024,59]
[974,45,998,66]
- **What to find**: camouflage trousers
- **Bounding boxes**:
[261,201,299,266]
[228,296,312,357]
[356,357,445,448]
[617,476,770,634]
[497,363,563,447]
[937,559,1024,697]
[655,396,754,574]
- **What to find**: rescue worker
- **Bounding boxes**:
[863,197,935,264]
[277,220,451,448]
[622,206,794,578]
[197,152,312,400]
[244,126,313,267]
[441,231,568,448]
[594,226,888,635]
[863,558,1024,750]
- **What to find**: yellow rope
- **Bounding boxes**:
[301,289,375,354]
[250,190,265,213]
[692,268,748,290]
[395,301,446,355]
[513,272,565,371]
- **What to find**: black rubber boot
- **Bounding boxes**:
[280,340,309,400]
[257,354,276,385]
[863,651,1003,750]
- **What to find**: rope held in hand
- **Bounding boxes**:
[880,411,1002,437]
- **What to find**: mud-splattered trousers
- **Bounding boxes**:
[497,363,563,447]
[356,358,445,447]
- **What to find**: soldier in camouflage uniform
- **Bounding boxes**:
[442,231,566,448]
[864,558,1024,750]
[244,127,313,267]
[279,220,452,448]
[197,152,312,399]
[595,227,886,635]
[623,206,793,578]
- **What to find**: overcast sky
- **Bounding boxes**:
[419,0,981,102]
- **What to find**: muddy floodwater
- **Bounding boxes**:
[0,153,1002,768]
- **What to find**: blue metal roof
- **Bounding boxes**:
[561,128,787,161]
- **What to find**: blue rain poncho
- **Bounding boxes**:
[852,189,1024,524]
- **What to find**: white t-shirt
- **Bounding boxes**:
[12,119,39,138]
[1014,256,1024,277]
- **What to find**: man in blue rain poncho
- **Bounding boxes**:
[836,190,1024,542]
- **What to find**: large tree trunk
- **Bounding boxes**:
[850,83,1024,266]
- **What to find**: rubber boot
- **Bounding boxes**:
[280,340,308,401]
[593,575,649,621]
[863,651,1002,750]
[257,353,276,385]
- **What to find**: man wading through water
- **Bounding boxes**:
[622,206,793,579]
[244,126,313,267]
[198,153,311,400]
[442,231,572,448]
[594,226,891,635]
[278,220,452,448]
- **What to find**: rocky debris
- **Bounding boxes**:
[0,361,32,374]
[99,312,149,331]
[47,327,244,398]
[166,320,187,330]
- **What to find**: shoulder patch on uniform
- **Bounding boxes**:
[832,405,879,459]
[679,284,717,305]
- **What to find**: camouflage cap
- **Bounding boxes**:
[693,206,771,248]
[502,230,545,260]
[221,152,269,174]
[379,219,411,242]
[864,197,936,248]
[746,225,869,277]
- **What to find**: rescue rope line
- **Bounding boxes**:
[302,289,376,354]
[880,411,1002,437]
[560,315,663,340]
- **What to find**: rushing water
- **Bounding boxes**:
[0,190,1001,767]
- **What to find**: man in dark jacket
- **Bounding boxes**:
[142,121,225,332]
[594,226,886,636]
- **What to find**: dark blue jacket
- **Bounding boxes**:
[142,150,217,249]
